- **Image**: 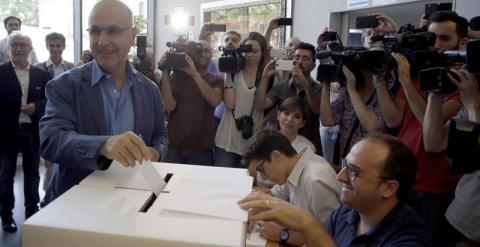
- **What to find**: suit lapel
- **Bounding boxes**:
[79,69,108,134]
[131,75,145,136]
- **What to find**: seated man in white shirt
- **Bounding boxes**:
[241,129,341,246]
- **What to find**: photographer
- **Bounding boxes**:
[159,40,223,166]
[374,11,468,243]
[214,32,267,168]
[424,68,480,244]
[319,62,387,166]
[255,42,322,154]
[133,50,162,84]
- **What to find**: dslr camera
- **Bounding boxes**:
[235,115,254,139]
[218,45,253,74]
[158,39,203,70]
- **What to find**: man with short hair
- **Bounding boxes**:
[158,40,223,166]
[374,11,467,243]
[240,130,340,246]
[255,42,322,153]
[0,16,38,64]
[40,0,168,204]
[0,31,51,233]
[36,32,74,78]
[468,16,480,38]
[239,133,436,247]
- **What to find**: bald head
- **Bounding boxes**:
[89,0,133,27]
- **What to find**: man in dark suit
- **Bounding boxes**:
[39,0,168,205]
[0,31,51,233]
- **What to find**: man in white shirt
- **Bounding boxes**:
[0,16,38,64]
[35,32,74,205]
[241,129,341,246]
[0,31,50,233]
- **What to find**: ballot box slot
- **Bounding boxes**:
[138,173,174,213]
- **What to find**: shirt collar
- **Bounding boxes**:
[11,60,30,71]
[91,60,136,86]
[46,57,65,67]
[286,148,313,187]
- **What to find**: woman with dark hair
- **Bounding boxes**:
[215,32,268,168]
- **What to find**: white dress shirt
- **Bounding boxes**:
[271,148,341,223]
[12,61,32,123]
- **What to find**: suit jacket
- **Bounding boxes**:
[39,61,168,202]
[34,60,75,79]
[0,61,51,149]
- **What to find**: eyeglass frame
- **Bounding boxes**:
[9,43,31,49]
[341,158,391,182]
[87,25,134,37]
[255,160,267,174]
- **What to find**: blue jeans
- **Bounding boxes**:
[164,148,213,166]
[214,146,242,168]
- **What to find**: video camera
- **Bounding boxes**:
[158,39,203,70]
[420,39,480,94]
[447,118,480,174]
[218,45,252,74]
[316,48,387,85]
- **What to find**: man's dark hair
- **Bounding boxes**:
[225,30,241,39]
[295,42,316,63]
[45,32,66,46]
[469,16,480,31]
[243,129,297,166]
[363,133,417,202]
[3,16,21,27]
[429,11,469,38]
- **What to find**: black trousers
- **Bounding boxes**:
[0,124,40,219]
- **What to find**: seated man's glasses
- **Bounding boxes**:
[87,26,133,37]
[256,160,266,174]
[341,158,390,182]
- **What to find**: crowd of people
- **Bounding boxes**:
[0,0,479,246]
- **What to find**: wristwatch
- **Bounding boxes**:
[279,228,289,245]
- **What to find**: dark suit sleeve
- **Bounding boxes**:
[39,77,110,170]
[31,69,50,119]
[150,83,168,160]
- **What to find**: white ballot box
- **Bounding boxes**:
[23,162,253,247]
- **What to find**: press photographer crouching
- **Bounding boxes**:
[158,38,223,166]
[214,32,268,168]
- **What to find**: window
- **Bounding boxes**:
[0,0,74,63]
[201,0,292,54]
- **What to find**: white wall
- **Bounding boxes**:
[291,0,331,45]
[454,0,480,20]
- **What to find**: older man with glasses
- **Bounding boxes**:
[239,133,436,247]
[0,31,51,233]
[240,129,340,246]
[39,0,168,205]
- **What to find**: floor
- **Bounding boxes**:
[0,158,46,247]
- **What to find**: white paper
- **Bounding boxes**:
[246,224,267,247]
[158,171,253,221]
[139,160,166,196]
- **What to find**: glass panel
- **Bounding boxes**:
[0,0,74,63]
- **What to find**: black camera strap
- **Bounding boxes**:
[231,97,255,121]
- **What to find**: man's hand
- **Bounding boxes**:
[98,131,151,167]
[180,53,198,77]
[371,13,398,33]
[256,221,283,241]
[291,62,309,89]
[238,192,278,232]
[158,52,171,73]
[21,103,35,115]
[448,69,479,106]
[238,193,316,232]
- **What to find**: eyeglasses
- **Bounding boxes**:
[341,159,391,182]
[256,160,266,174]
[9,43,30,49]
[87,26,133,37]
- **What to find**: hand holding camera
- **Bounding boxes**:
[448,69,479,106]
[291,62,308,88]
[261,59,276,81]
[391,52,412,83]
[342,65,357,93]
[371,13,398,33]
[179,53,198,77]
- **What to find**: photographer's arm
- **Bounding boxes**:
[449,70,480,123]
[224,73,236,110]
[344,67,379,132]
[199,22,214,45]
[183,55,222,107]
[424,93,449,152]
[158,53,176,113]
[373,74,405,128]
[320,83,335,126]
[254,60,275,110]
[264,18,280,46]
